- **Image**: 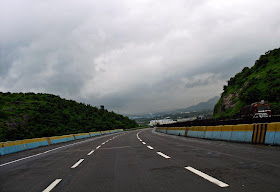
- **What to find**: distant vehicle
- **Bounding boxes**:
[240,100,272,118]
[196,115,205,120]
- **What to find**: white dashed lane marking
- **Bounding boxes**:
[185,166,229,188]
[96,145,101,149]
[87,150,95,156]
[43,179,62,192]
[157,152,171,159]
[137,130,228,188]
[71,159,84,169]
[142,142,146,145]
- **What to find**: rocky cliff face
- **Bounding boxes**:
[213,48,280,118]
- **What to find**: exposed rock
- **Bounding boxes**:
[218,81,249,113]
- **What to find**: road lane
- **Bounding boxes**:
[0,128,279,191]
[0,132,124,192]
[55,129,218,192]
[139,129,280,191]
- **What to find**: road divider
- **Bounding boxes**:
[49,135,75,145]
[101,130,110,135]
[0,138,49,156]
[265,123,280,145]
[73,133,90,140]
[0,129,124,156]
[166,127,186,136]
[156,123,280,145]
[89,131,101,137]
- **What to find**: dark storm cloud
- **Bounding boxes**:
[1,0,280,114]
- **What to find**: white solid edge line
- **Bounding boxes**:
[136,132,141,140]
[71,159,84,169]
[0,132,124,167]
[157,152,171,159]
[142,142,146,145]
[87,150,94,156]
[136,130,145,142]
[147,146,154,150]
[42,179,62,192]
[0,139,89,167]
[185,166,229,188]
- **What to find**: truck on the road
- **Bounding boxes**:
[240,100,272,118]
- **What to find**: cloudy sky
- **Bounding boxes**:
[1,0,280,114]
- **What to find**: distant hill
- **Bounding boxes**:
[128,96,219,121]
[0,92,138,141]
[214,47,280,118]
[170,96,219,114]
[182,96,220,112]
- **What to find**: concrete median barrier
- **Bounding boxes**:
[156,127,166,133]
[156,122,280,146]
[265,123,276,145]
[231,124,253,143]
[205,126,222,140]
[274,123,280,145]
[89,131,101,137]
[101,130,110,135]
[74,133,90,140]
[0,137,49,155]
[187,126,206,138]
[252,124,267,144]
[0,128,126,156]
[220,125,233,141]
[166,127,185,136]
[49,135,75,144]
[115,129,124,133]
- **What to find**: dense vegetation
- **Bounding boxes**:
[0,92,138,142]
[214,48,280,118]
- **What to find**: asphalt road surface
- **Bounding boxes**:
[1,128,280,192]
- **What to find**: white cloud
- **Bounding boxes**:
[0,0,280,114]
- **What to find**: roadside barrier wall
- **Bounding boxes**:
[156,122,280,145]
[101,130,110,135]
[0,138,49,156]
[90,131,101,137]
[114,129,124,133]
[49,135,75,144]
[74,133,90,140]
[156,127,167,134]
[166,127,185,136]
[0,128,125,156]
[265,123,280,145]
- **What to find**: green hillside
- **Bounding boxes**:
[0,92,138,141]
[213,48,280,118]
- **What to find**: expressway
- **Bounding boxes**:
[0,128,280,192]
